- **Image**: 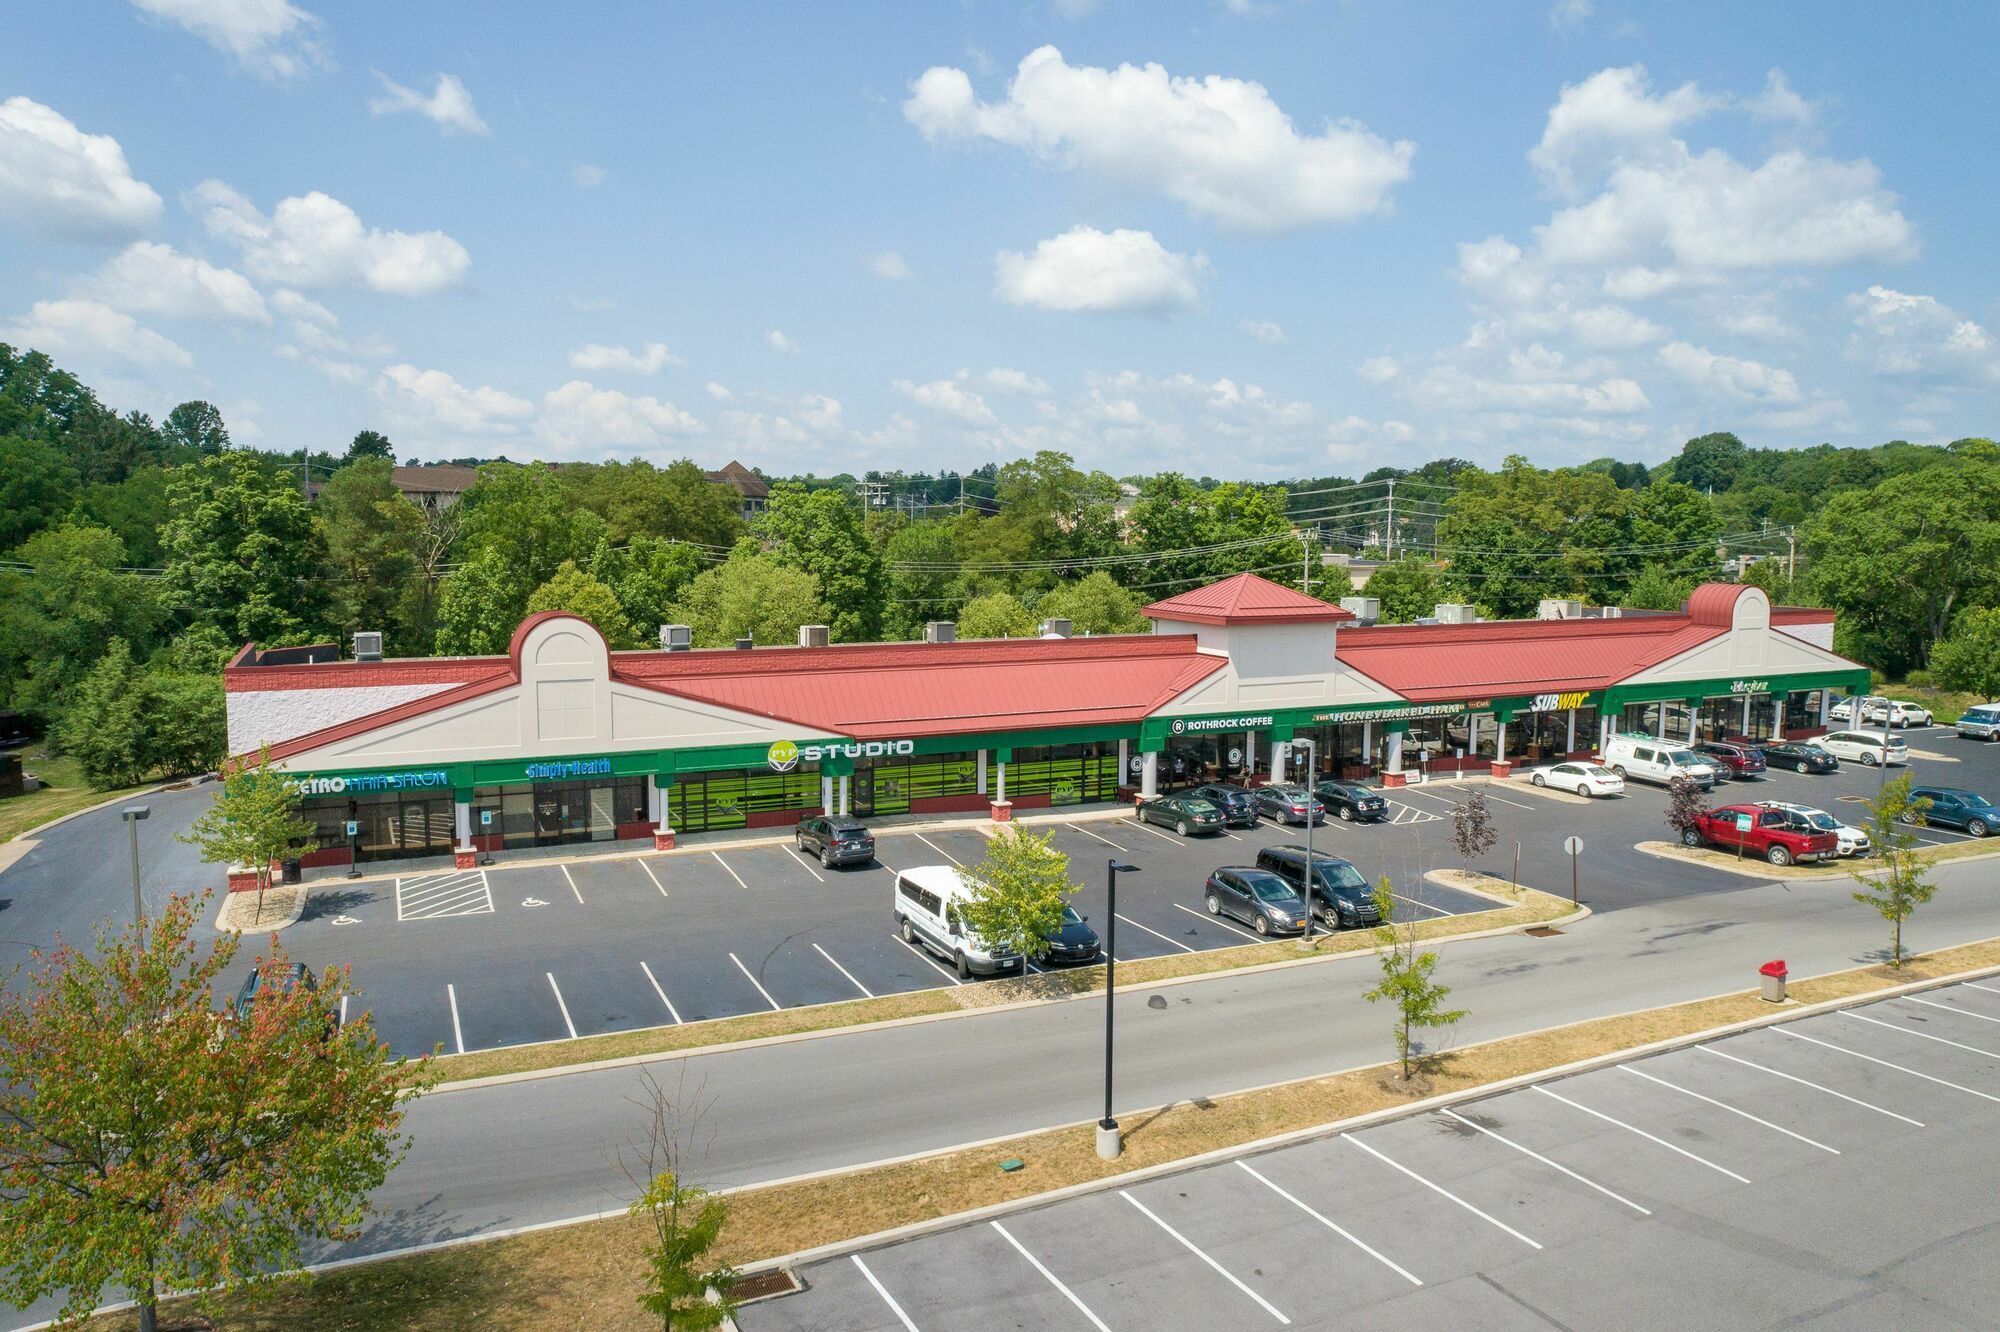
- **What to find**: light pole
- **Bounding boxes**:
[1289,737,1320,946]
[1099,857,1140,1160]
[120,805,150,941]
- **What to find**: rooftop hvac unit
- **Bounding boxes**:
[351,631,383,661]
[1039,618,1072,639]
[1432,603,1477,624]
[797,624,830,648]
[1599,605,1623,619]
[659,624,693,652]
[924,621,957,644]
[1537,598,1585,620]
[1338,596,1380,625]
[735,634,754,650]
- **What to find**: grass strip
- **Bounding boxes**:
[1637,836,2000,880]
[0,751,150,846]
[96,932,2000,1332]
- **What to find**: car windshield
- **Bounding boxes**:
[1246,876,1300,903]
[1670,752,1708,767]
[1060,905,1084,925]
[834,827,868,841]
[1271,787,1312,802]
[1961,794,1996,810]
[1585,765,1618,778]
[1181,799,1218,815]
[1805,813,1839,831]
[1312,861,1368,890]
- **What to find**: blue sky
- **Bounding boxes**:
[3,1,1995,479]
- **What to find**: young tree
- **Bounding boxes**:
[1362,877,1468,1081]
[1363,557,1442,624]
[52,637,150,787]
[758,483,885,641]
[315,456,425,649]
[958,828,1074,975]
[1035,570,1148,635]
[622,1069,739,1331]
[0,894,428,1332]
[956,591,1038,639]
[1848,775,1937,968]
[179,746,318,914]
[1448,789,1498,869]
[1929,607,2000,701]
[1664,775,1711,843]
[527,559,639,647]
[159,450,328,644]
[664,543,830,648]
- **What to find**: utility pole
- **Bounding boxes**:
[1384,478,1396,561]
[1301,526,1314,595]
[1786,528,1796,586]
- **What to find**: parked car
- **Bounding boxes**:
[1907,786,1997,838]
[1955,703,2000,742]
[1313,780,1388,822]
[1695,741,1767,780]
[1252,784,1325,825]
[1202,867,1308,936]
[1749,739,1840,773]
[795,815,876,867]
[229,963,339,1035]
[1755,800,1871,857]
[1254,845,1381,929]
[1529,761,1626,798]
[1188,782,1260,827]
[1601,735,1720,789]
[1683,804,1840,866]
[1867,699,1934,727]
[892,865,1020,978]
[1817,729,1909,766]
[1039,905,1102,964]
[1828,695,1874,723]
[1135,793,1225,836]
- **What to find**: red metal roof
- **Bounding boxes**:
[1335,616,1725,701]
[1143,573,1354,626]
[1687,582,1751,626]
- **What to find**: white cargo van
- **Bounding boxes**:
[1957,704,2000,742]
[1601,735,1721,789]
[892,864,1021,979]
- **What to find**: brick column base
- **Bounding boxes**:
[990,801,1013,822]
[653,830,677,850]
[225,868,260,893]
[1380,772,1408,788]
[453,847,478,869]
[1490,760,1514,779]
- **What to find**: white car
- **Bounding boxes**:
[1827,696,1869,722]
[1866,699,1934,727]
[1756,800,1870,856]
[1529,762,1626,798]
[1817,729,1910,766]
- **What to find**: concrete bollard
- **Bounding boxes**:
[1759,959,1787,1003]
[1096,1121,1121,1159]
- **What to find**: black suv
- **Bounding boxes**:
[795,815,876,867]
[229,963,339,1035]
[1314,780,1388,823]
[1188,783,1259,828]
[1254,846,1381,929]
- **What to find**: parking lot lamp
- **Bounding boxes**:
[1100,858,1140,1160]
[120,805,150,941]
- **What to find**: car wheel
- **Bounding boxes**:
[1767,845,1792,867]
[1612,765,1628,780]
[1861,752,1879,766]
[1532,773,1547,787]
[821,849,833,868]
[1205,893,1221,916]
[1338,806,1354,821]
[1176,820,1189,836]
[797,834,807,851]
[1970,818,1991,838]
[1681,829,1702,847]
[899,917,915,944]
[955,951,971,979]
[1254,915,1271,936]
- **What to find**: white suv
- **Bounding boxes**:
[1756,800,1870,857]
[1871,699,1934,727]
[1817,729,1909,766]
[1600,735,1722,789]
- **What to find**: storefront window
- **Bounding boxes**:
[853,753,980,816]
[305,790,457,863]
[1007,743,1120,806]
[474,778,648,847]
[670,768,819,833]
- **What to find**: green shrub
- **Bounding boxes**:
[1902,670,1936,691]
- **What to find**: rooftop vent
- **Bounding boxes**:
[1338,596,1380,626]
[1039,618,1072,639]
[735,634,754,651]
[924,621,957,644]
[659,624,693,652]
[1537,598,1585,620]
[797,624,829,648]
[1599,605,1623,619]
[351,631,383,662]
[1433,603,1478,624]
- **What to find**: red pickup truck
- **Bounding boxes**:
[1683,804,1840,866]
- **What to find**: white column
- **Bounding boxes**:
[1655,706,1668,739]
[995,760,1008,804]
[1139,752,1158,798]
[1741,694,1752,737]
[650,776,673,833]
[1270,740,1287,785]
[1495,720,1508,762]
[1775,698,1786,736]
[1361,721,1374,774]
[821,775,834,815]
[975,749,988,795]
[1600,714,1614,752]
[454,799,472,851]
[1116,739,1128,786]
[838,775,851,816]
[1819,689,1831,726]
[1386,730,1405,776]
[1566,710,1578,754]
[1468,714,1481,756]
[1243,733,1256,778]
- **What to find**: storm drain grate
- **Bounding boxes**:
[736,1267,802,1304]
[1524,926,1564,938]
[1835,795,1869,803]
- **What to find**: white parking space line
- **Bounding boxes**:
[1173,902,1262,941]
[1699,1046,1923,1126]
[1964,981,2000,997]
[1620,1065,1839,1154]
[1532,1085,1750,1183]
[1117,912,1198,953]
[1437,1108,1651,1216]
[1128,819,1187,846]
[1237,1160,1424,1285]
[446,983,465,1055]
[712,852,750,890]
[1341,1132,1542,1249]
[913,833,961,865]
[1391,893,1453,919]
[786,846,826,882]
[1779,1028,2000,1103]
[894,934,962,985]
[730,952,783,1011]
[639,961,682,1024]
[561,864,584,905]
[1120,1191,1291,1324]
[1844,1010,2000,1058]
[546,972,578,1040]
[1900,994,2000,1024]
[1386,802,1442,826]
[1480,789,1536,811]
[851,1255,919,1331]
[990,1221,1112,1331]
[637,858,668,896]
[814,943,875,998]
[395,868,493,921]
[339,995,349,1029]
[1073,824,1132,853]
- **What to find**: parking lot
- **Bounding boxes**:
[241,731,2000,1060]
[742,976,2000,1331]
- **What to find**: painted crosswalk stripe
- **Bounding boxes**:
[395,869,493,921]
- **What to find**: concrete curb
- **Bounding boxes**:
[0,776,185,860]
[1634,837,2000,883]
[426,891,1587,1094]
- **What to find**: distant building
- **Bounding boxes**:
[704,460,769,520]
[388,464,480,510]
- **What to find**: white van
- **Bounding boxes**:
[892,865,1021,979]
[1957,704,2000,742]
[1600,735,1722,789]
[1817,729,1909,766]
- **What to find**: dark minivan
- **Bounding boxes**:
[1202,868,1307,936]
[795,815,876,867]
[1254,846,1382,929]
[1908,787,1996,837]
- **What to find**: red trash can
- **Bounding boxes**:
[1759,959,1787,1003]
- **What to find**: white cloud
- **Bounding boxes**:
[704,381,733,401]
[1548,0,1593,27]
[1747,70,1813,126]
[1052,0,1098,16]
[905,46,1414,231]
[979,366,1051,395]
[190,180,471,296]
[1657,340,1802,403]
[374,363,534,438]
[1565,304,1666,349]
[995,226,1205,314]
[1418,361,1650,415]
[369,72,489,136]
[572,164,607,188]
[767,329,795,352]
[1357,355,1400,383]
[269,287,392,358]
[1845,285,2000,383]
[537,380,706,453]
[1530,66,1717,198]
[0,97,163,241]
[866,250,912,279]
[81,241,268,322]
[5,298,192,370]
[894,377,996,425]
[567,340,680,375]
[128,0,324,79]
[1239,318,1285,344]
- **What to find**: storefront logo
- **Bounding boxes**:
[768,738,917,771]
[767,740,800,773]
[1314,701,1489,724]
[1169,714,1274,735]
[1729,679,1769,695]
[290,768,448,797]
[525,758,613,780]
[1528,692,1590,712]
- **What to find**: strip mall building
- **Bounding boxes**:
[224,574,1869,872]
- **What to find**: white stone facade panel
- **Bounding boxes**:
[227,683,459,756]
